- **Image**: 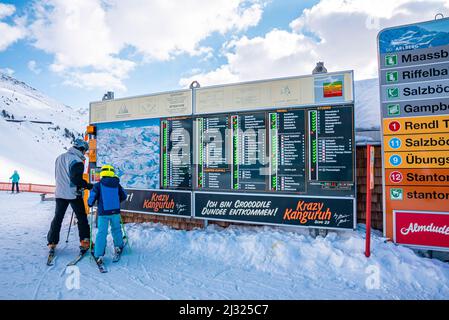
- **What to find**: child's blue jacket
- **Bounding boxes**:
[87,177,127,216]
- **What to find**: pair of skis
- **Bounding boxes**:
[66,248,90,266]
[48,207,129,272]
[47,248,88,267]
[47,243,125,272]
[65,248,109,273]
[90,246,124,273]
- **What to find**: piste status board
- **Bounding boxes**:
[378,18,449,251]
[194,105,354,196]
[192,72,356,230]
[161,116,193,190]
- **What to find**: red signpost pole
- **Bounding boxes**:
[365,145,374,257]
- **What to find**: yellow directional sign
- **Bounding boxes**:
[384,150,449,169]
[383,114,449,135]
[384,133,449,151]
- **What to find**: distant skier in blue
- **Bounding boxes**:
[9,170,20,193]
[88,164,127,265]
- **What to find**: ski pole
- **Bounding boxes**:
[89,207,94,260]
[120,215,131,253]
[65,211,74,243]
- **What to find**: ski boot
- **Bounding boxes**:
[92,254,107,273]
[112,246,124,263]
[79,238,91,254]
[47,243,57,266]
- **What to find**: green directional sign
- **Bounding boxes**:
[390,188,403,200]
[385,54,398,67]
[386,71,399,83]
[387,87,399,99]
[387,104,400,116]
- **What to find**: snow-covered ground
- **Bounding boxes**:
[1,191,448,300]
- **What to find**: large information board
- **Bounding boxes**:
[89,71,356,230]
[193,72,356,230]
[378,18,449,251]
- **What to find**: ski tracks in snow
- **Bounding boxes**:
[32,258,57,300]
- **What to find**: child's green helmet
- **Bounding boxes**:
[100,164,115,178]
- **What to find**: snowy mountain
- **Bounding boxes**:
[0,73,88,184]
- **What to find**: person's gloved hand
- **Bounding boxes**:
[86,183,94,190]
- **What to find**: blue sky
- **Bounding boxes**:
[0,0,448,109]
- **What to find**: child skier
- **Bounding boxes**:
[87,164,127,267]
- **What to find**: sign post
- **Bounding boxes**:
[365,145,374,257]
[378,17,449,251]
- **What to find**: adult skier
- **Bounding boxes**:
[9,170,20,193]
[46,138,93,264]
[87,164,127,271]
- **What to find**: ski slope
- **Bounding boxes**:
[1,191,448,300]
[0,73,87,184]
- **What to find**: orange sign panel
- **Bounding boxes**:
[384,133,449,152]
[384,150,449,169]
[88,139,97,150]
[385,185,449,207]
[86,125,96,134]
[383,115,449,135]
[385,168,449,186]
[384,185,449,239]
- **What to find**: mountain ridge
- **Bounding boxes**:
[0,72,87,184]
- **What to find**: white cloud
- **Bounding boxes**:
[180,65,240,88]
[106,0,265,61]
[290,0,449,79]
[29,0,132,91]
[0,3,15,19]
[0,3,26,51]
[181,0,449,87]
[180,30,318,87]
[0,67,14,76]
[28,0,267,91]
[62,71,128,92]
[27,60,41,74]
